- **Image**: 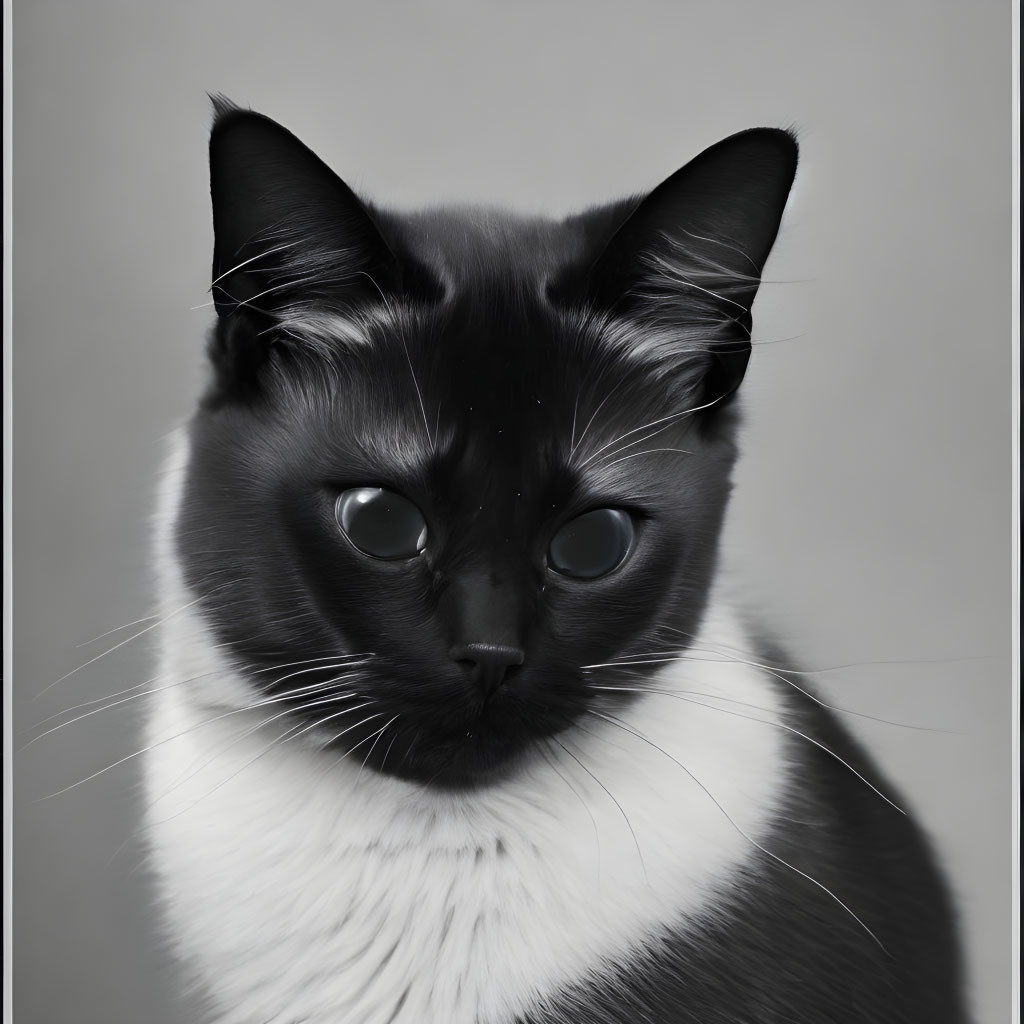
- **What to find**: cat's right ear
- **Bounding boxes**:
[209,98,398,320]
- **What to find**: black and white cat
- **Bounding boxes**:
[144,101,967,1023]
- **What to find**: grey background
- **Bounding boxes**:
[12,1,1012,1022]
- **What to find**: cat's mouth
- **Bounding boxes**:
[286,668,586,789]
[392,728,538,789]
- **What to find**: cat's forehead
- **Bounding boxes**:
[323,296,660,445]
[280,312,691,512]
[381,205,587,289]
[264,208,708,493]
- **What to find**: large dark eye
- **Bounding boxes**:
[548,508,635,579]
[335,488,427,560]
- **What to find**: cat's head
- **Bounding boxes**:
[176,100,796,787]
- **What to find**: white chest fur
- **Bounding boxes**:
[144,437,789,1024]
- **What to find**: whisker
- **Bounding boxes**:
[21,655,372,748]
[586,708,886,953]
[578,392,725,468]
[356,715,401,781]
[377,729,400,777]
[36,677,367,800]
[603,447,692,467]
[20,675,180,752]
[570,376,628,457]
[589,416,692,467]
[255,656,375,694]
[590,684,904,814]
[659,625,988,675]
[400,333,432,447]
[31,588,232,703]
[76,615,160,646]
[150,716,321,824]
[313,702,380,747]
[550,735,648,885]
[210,240,300,288]
[585,649,956,733]
[321,711,386,761]
[400,729,422,773]
[26,675,167,732]
[148,686,362,808]
[147,675,364,802]
[216,271,329,312]
[353,274,433,451]
[539,740,603,881]
[680,646,959,734]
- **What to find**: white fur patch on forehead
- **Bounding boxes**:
[596,314,722,376]
[555,310,721,474]
[271,303,408,354]
[557,305,718,375]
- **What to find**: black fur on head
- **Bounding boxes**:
[179,100,797,787]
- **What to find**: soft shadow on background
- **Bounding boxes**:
[12,2,1012,1022]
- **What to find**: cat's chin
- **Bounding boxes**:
[355,729,541,791]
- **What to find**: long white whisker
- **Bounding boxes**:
[579,392,725,468]
[659,624,987,674]
[150,717,319,824]
[587,708,886,952]
[148,688,362,809]
[539,740,603,882]
[585,649,955,733]
[569,390,580,451]
[591,684,904,814]
[22,655,372,747]
[32,590,227,702]
[680,643,956,733]
[377,730,400,776]
[215,272,331,312]
[356,715,401,780]
[318,705,381,747]
[593,422,679,465]
[603,447,692,467]
[550,735,648,885]
[210,241,300,287]
[76,615,160,646]
[570,377,627,457]
[400,334,432,446]
[256,656,374,693]
[27,675,167,731]
[37,678,367,800]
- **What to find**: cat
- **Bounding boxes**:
[143,99,968,1024]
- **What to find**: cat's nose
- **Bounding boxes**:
[450,643,525,696]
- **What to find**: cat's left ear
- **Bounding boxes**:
[562,129,798,405]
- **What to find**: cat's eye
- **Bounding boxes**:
[335,487,427,560]
[548,508,635,579]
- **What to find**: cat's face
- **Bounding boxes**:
[176,103,796,787]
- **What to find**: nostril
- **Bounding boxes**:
[450,643,525,670]
[450,644,525,694]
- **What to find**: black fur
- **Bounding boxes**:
[178,102,967,1020]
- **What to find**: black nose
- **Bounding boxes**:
[450,643,525,696]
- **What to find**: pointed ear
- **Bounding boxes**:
[209,99,398,323]
[570,129,798,405]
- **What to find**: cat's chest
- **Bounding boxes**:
[144,608,788,1024]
